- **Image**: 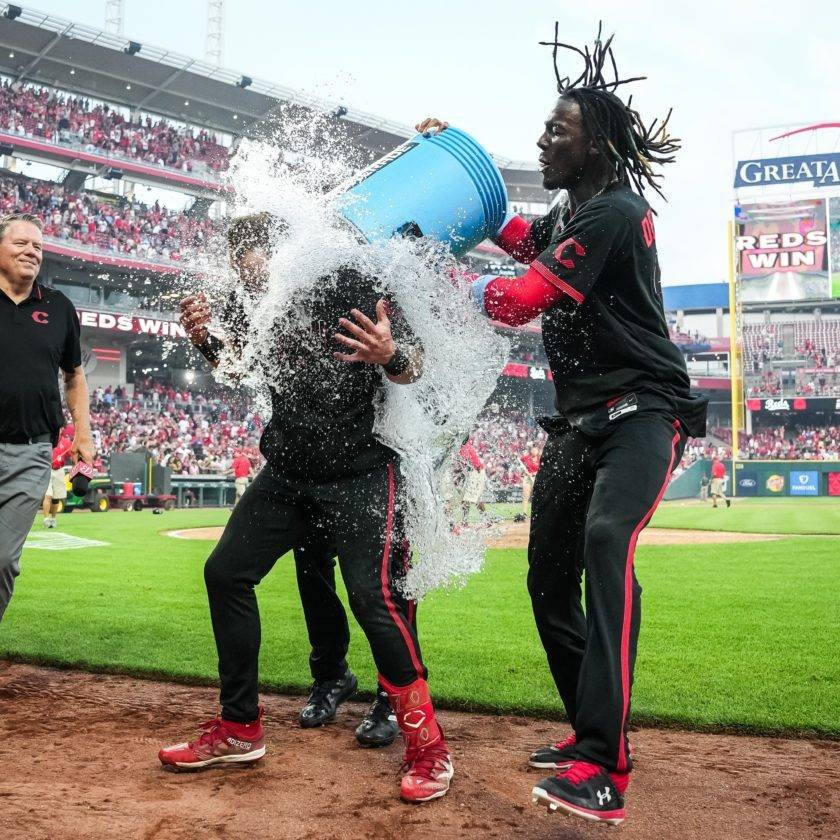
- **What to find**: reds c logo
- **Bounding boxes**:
[554,237,586,269]
[31,310,49,324]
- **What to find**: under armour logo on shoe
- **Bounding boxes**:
[596,787,612,805]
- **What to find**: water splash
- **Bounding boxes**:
[194,110,509,598]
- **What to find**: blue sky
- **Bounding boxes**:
[15,1,840,283]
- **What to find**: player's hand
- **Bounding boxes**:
[334,299,396,365]
[415,117,449,135]
[180,293,211,346]
[71,433,95,466]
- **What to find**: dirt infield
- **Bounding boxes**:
[166,523,781,551]
[1,663,837,840]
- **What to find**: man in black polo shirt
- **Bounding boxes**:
[0,213,94,621]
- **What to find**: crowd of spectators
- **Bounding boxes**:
[711,424,840,460]
[82,380,840,492]
[88,392,553,487]
[0,80,230,175]
[738,425,840,461]
[747,369,783,397]
[0,174,217,263]
[469,410,546,490]
[793,338,838,369]
[668,324,707,347]
[87,380,262,476]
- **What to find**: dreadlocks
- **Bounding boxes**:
[539,21,680,201]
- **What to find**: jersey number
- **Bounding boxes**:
[641,210,656,248]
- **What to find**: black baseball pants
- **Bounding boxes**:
[528,412,686,773]
[204,459,424,723]
[292,534,350,684]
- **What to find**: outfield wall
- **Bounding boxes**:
[733,460,840,497]
[665,459,840,500]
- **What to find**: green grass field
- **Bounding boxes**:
[1,499,838,737]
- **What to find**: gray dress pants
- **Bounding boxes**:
[0,442,51,621]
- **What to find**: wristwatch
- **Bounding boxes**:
[196,333,224,366]
[382,345,411,376]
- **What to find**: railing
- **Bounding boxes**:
[0,128,226,189]
[44,235,191,274]
[170,475,235,508]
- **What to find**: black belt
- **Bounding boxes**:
[0,432,54,445]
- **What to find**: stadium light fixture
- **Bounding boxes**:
[232,114,238,120]
[70,68,75,75]
[125,84,131,90]
[236,75,252,89]
[184,100,189,106]
[4,6,22,21]
[8,52,14,59]
[124,41,142,56]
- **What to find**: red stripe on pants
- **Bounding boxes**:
[380,461,424,680]
[616,429,680,771]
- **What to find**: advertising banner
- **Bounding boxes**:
[831,197,840,298]
[745,396,840,415]
[828,472,840,497]
[734,199,829,302]
[736,470,758,496]
[75,309,187,340]
[789,470,819,496]
[765,473,785,494]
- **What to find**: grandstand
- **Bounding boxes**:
[0,6,560,495]
[6,5,838,501]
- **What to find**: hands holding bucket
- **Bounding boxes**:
[415,117,449,135]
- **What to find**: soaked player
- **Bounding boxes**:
[180,217,398,748]
[418,25,707,825]
[159,214,452,803]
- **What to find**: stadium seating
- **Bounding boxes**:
[0,173,218,264]
[0,80,230,177]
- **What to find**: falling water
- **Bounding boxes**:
[189,109,509,598]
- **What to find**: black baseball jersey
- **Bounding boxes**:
[0,281,81,443]
[529,182,707,437]
[220,268,415,481]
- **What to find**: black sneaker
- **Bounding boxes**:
[355,689,398,747]
[298,669,358,728]
[532,760,628,825]
[528,732,577,770]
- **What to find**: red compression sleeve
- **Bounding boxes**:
[495,215,541,263]
[483,266,567,326]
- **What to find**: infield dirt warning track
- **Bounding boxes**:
[1,662,837,840]
[164,521,783,550]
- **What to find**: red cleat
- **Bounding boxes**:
[400,740,455,803]
[382,675,454,803]
[158,707,266,771]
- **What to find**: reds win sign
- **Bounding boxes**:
[76,309,187,339]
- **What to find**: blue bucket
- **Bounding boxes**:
[333,127,508,257]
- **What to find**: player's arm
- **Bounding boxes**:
[59,308,94,465]
[468,202,631,326]
[63,366,94,465]
[334,299,423,384]
[180,293,224,368]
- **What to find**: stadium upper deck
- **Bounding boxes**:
[0,5,546,204]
